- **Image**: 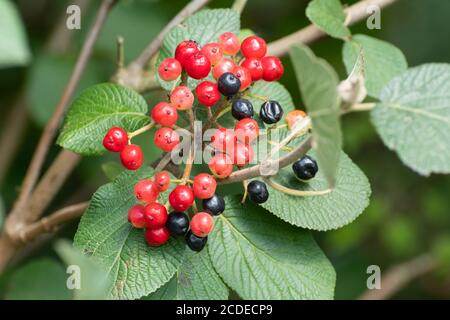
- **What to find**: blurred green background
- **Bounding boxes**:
[0,0,449,299]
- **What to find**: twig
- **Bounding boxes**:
[116,35,125,69]
[18,202,89,243]
[232,0,248,14]
[267,0,399,57]
[219,135,313,185]
[359,254,437,300]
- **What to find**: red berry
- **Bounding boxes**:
[286,110,307,130]
[234,118,259,144]
[155,171,171,192]
[200,43,223,66]
[190,212,214,237]
[170,85,194,110]
[185,52,211,79]
[193,173,217,199]
[240,36,267,59]
[212,58,236,80]
[169,185,194,212]
[211,127,236,152]
[145,227,170,247]
[158,58,182,81]
[144,203,168,229]
[128,204,146,228]
[261,56,284,81]
[233,66,252,91]
[218,32,240,56]
[120,144,143,170]
[151,102,178,126]
[175,40,199,68]
[195,81,221,107]
[103,127,128,152]
[233,143,254,167]
[154,127,180,152]
[208,153,233,178]
[241,57,263,81]
[134,179,159,203]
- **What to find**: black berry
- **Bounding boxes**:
[202,194,225,216]
[217,72,241,97]
[166,211,189,235]
[231,98,254,120]
[247,180,269,204]
[292,155,318,180]
[185,230,208,252]
[260,100,284,124]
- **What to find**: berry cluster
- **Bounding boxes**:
[101,32,319,252]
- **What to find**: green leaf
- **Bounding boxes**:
[55,240,111,300]
[260,151,371,231]
[290,44,342,187]
[209,196,336,300]
[74,167,185,299]
[156,9,240,90]
[306,0,351,40]
[0,0,31,68]
[372,63,450,175]
[26,53,102,127]
[4,258,71,300]
[343,35,408,98]
[145,250,228,300]
[57,83,150,156]
[101,161,124,181]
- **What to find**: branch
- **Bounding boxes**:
[267,0,399,57]
[359,254,437,300]
[232,0,248,14]
[18,202,89,243]
[218,136,313,185]
[7,0,117,225]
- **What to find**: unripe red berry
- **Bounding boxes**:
[158,58,182,81]
[212,58,236,80]
[286,110,307,130]
[144,202,168,229]
[195,81,221,107]
[175,40,199,68]
[145,227,170,247]
[103,127,128,152]
[240,36,267,59]
[218,32,240,56]
[193,173,217,199]
[154,127,180,152]
[208,153,233,178]
[128,204,146,228]
[170,85,194,110]
[155,170,171,192]
[151,102,178,126]
[241,57,263,81]
[261,56,284,81]
[120,144,143,170]
[234,118,259,144]
[184,52,211,79]
[233,66,252,91]
[211,127,236,152]
[190,212,214,237]
[169,185,194,212]
[233,143,254,167]
[200,43,223,66]
[134,179,159,203]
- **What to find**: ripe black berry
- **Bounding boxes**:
[260,100,284,124]
[217,72,241,97]
[292,155,318,180]
[202,194,225,216]
[247,180,269,204]
[166,211,189,235]
[231,99,254,120]
[186,230,208,252]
